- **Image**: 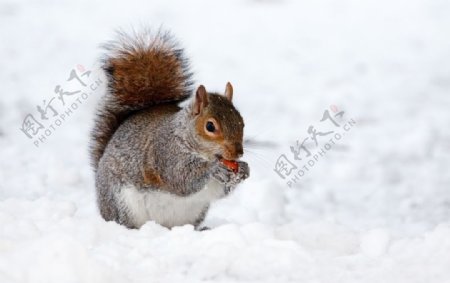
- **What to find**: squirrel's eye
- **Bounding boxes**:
[206,121,216,132]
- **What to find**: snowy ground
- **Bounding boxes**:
[1,0,450,282]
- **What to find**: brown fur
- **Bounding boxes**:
[90,30,193,170]
[142,167,164,186]
[108,46,187,105]
[194,93,244,160]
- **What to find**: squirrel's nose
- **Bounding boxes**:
[235,142,243,157]
[223,142,243,160]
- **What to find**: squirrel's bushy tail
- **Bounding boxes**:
[90,29,194,170]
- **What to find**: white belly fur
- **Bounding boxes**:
[119,179,225,228]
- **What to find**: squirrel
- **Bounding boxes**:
[90,29,249,230]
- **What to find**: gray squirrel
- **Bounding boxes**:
[90,29,249,229]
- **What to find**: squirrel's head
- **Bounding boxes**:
[190,83,244,162]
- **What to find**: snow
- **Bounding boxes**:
[360,228,390,258]
[1,0,450,282]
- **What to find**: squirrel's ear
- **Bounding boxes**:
[193,85,209,115]
[224,82,233,102]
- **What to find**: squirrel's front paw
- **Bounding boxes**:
[233,161,250,182]
[211,160,250,188]
[211,162,232,184]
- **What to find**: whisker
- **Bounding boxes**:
[244,138,277,149]
[244,148,273,169]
